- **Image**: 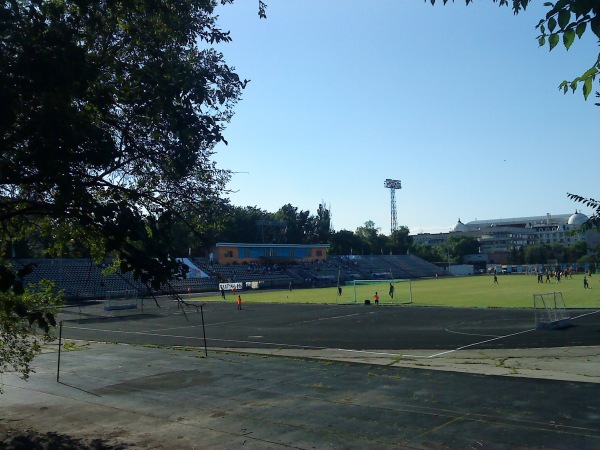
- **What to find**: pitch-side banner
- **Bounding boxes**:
[219,282,243,291]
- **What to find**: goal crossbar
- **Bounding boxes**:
[341,278,412,305]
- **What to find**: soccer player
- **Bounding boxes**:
[237,295,242,310]
[373,292,379,307]
[389,283,394,299]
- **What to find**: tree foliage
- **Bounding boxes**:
[444,234,480,264]
[1,0,261,384]
[0,278,61,392]
[567,193,600,230]
[1,0,253,286]
[430,0,599,100]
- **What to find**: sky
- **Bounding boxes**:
[211,1,599,235]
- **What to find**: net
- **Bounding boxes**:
[340,279,412,305]
[533,291,571,329]
[105,289,139,311]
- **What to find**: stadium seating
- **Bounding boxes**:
[8,253,443,302]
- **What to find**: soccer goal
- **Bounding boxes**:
[104,289,139,311]
[339,279,412,305]
[533,292,571,329]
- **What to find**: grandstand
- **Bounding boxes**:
[191,258,296,287]
[7,253,443,302]
[11,259,218,301]
[338,255,444,280]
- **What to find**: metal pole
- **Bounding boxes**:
[336,269,340,303]
[200,304,208,357]
[57,321,63,383]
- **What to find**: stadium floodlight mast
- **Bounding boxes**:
[384,179,402,235]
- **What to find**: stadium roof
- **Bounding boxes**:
[215,243,330,248]
[465,214,573,228]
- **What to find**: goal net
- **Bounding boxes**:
[339,279,412,305]
[105,289,139,311]
[533,291,571,329]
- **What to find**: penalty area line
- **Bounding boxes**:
[427,327,537,358]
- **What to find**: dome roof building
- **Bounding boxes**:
[568,211,588,226]
[451,219,467,233]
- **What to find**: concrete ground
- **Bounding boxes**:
[1,301,600,449]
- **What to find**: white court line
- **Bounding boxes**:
[63,325,332,350]
[571,309,600,320]
[63,309,600,361]
[291,312,366,325]
[425,328,537,358]
[444,329,500,338]
[139,308,371,332]
[62,324,526,361]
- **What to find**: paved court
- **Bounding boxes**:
[1,300,599,449]
[59,300,600,351]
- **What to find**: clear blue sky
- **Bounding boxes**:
[212,1,599,235]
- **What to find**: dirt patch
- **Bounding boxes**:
[0,423,130,449]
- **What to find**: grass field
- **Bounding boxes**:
[191,273,599,309]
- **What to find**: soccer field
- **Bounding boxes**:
[191,273,598,309]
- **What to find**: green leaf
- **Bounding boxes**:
[563,29,575,49]
[591,16,600,39]
[548,33,560,50]
[575,21,586,39]
[558,9,570,29]
[581,66,599,78]
[583,77,592,99]
[548,17,557,32]
[570,80,578,93]
[538,35,546,47]
[559,80,569,94]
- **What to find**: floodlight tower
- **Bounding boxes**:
[384,179,402,235]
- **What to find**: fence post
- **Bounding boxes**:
[57,321,63,383]
[200,304,208,357]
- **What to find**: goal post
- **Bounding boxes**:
[339,279,412,305]
[533,291,571,329]
[104,289,139,311]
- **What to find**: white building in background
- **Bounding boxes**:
[413,212,599,262]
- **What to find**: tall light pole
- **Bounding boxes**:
[384,179,401,235]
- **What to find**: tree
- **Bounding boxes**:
[0,279,61,393]
[274,204,318,244]
[430,1,599,100]
[218,205,268,244]
[567,239,588,261]
[445,235,480,264]
[1,0,260,385]
[311,202,333,244]
[412,242,442,263]
[388,226,413,255]
[328,230,363,255]
[524,244,550,264]
[355,221,382,254]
